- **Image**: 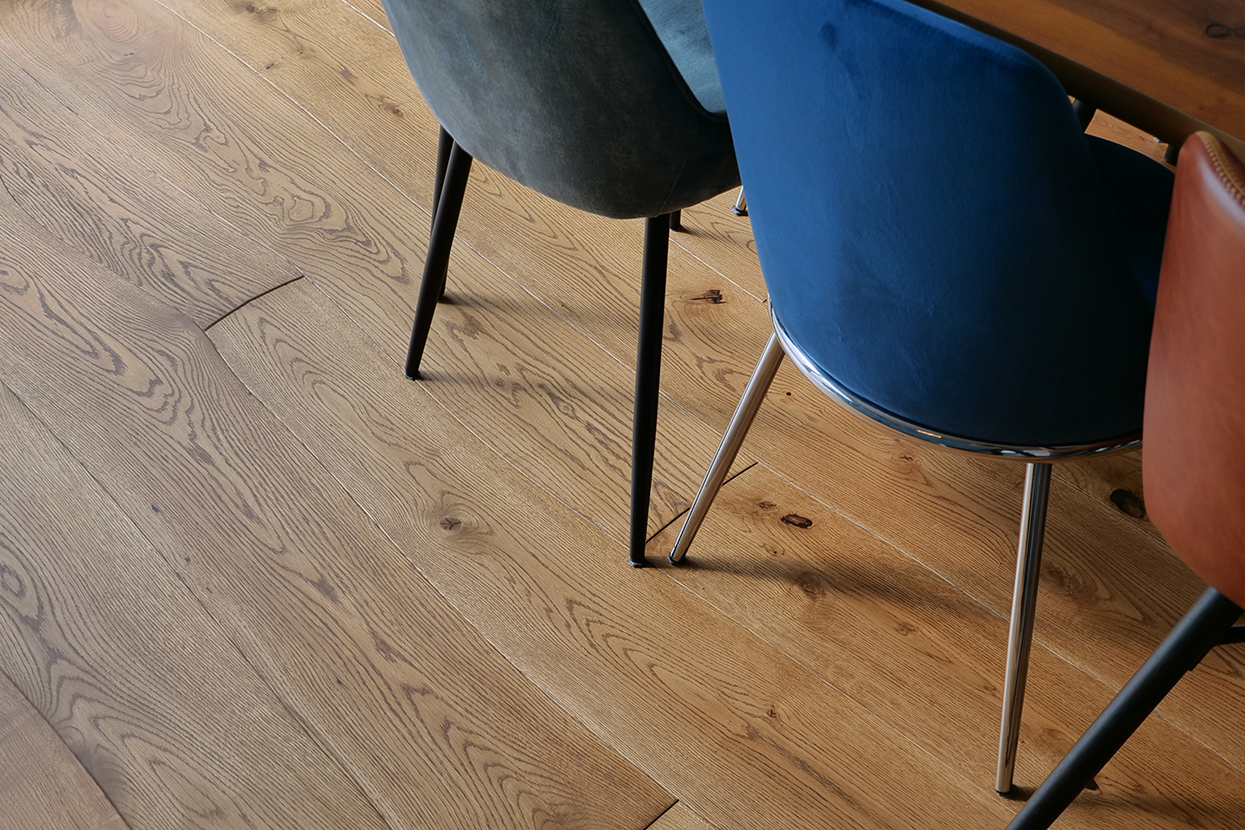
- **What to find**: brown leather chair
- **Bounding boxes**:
[1006,130,1245,828]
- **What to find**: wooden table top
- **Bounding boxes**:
[912,0,1245,158]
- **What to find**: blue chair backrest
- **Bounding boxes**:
[702,0,1156,446]
[381,0,737,218]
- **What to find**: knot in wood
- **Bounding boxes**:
[1108,489,1146,519]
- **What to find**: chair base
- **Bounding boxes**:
[1006,588,1243,828]
[669,309,1142,794]
[406,130,673,568]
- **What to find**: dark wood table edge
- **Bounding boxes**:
[910,0,1245,162]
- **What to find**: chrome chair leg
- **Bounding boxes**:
[996,461,1053,794]
[731,188,748,216]
[670,332,785,564]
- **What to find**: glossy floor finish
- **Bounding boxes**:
[0,1,1242,828]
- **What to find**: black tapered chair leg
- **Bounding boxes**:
[432,126,453,231]
[432,126,454,300]
[405,139,473,379]
[1006,588,1243,829]
[628,215,671,567]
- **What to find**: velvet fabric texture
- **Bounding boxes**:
[381,0,739,219]
[701,0,1174,446]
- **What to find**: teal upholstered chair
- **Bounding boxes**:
[675,0,1174,793]
[381,0,740,565]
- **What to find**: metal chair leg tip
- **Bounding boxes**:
[731,206,748,217]
[628,556,649,568]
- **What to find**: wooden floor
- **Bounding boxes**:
[1,1,1242,828]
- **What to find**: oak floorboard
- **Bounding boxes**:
[0,0,426,361]
[0,670,128,830]
[156,0,772,345]
[0,0,744,537]
[209,277,1020,830]
[647,467,1245,826]
[0,207,674,830]
[148,0,1156,554]
[647,804,719,830]
[0,53,301,328]
[339,0,390,33]
[137,0,1245,772]
[0,381,388,830]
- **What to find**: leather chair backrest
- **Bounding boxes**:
[380,0,737,218]
[1143,132,1245,608]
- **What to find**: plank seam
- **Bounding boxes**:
[0,380,138,830]
[203,274,307,332]
[0,378,397,830]
[646,461,760,548]
[0,665,135,830]
[642,800,683,830]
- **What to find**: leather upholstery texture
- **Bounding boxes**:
[1143,132,1245,608]
[701,0,1174,446]
[380,0,739,219]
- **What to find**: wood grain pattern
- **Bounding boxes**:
[648,467,1245,825]
[1,0,749,537]
[339,0,390,33]
[0,52,300,328]
[646,803,719,830]
[0,671,127,830]
[0,380,390,830]
[3,0,1243,826]
[0,0,425,353]
[911,0,1245,156]
[0,205,673,829]
[209,277,1022,830]
[141,0,1245,775]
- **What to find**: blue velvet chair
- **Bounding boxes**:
[380,0,740,565]
[670,0,1174,794]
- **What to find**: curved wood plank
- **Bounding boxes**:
[0,672,128,830]
[0,209,673,829]
[0,379,390,830]
[0,56,301,327]
[208,277,1020,830]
